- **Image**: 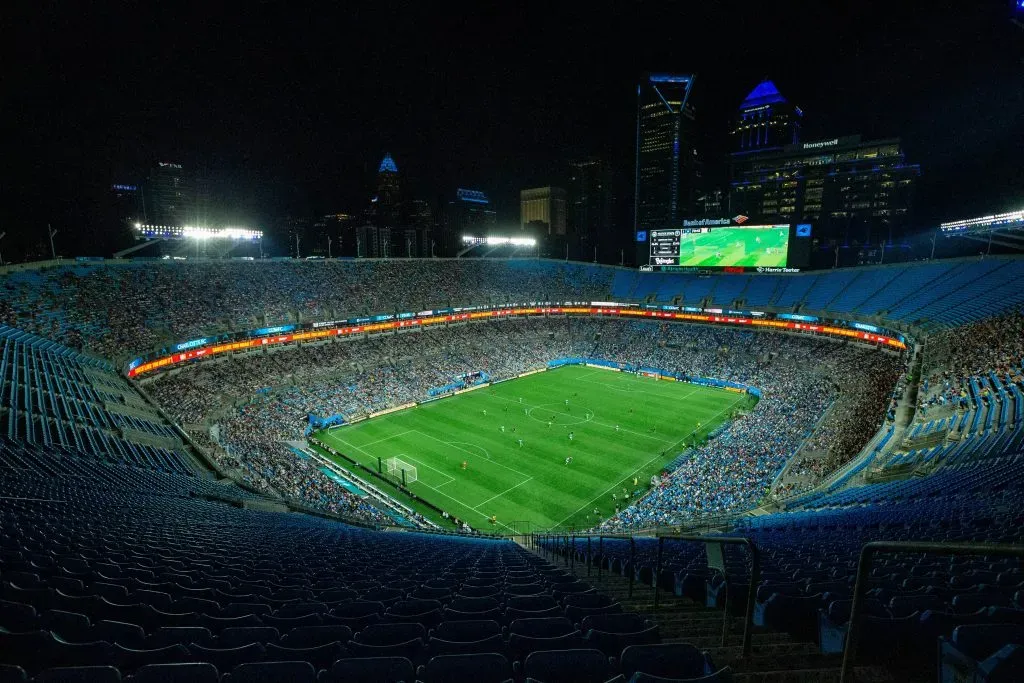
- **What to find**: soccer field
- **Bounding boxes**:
[678,226,789,268]
[314,365,753,532]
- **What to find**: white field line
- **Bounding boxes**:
[472,477,534,510]
[357,430,414,447]
[413,429,535,480]
[485,391,678,447]
[325,432,515,532]
[392,453,455,485]
[551,392,749,527]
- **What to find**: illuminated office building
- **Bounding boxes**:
[375,153,401,230]
[520,187,567,236]
[728,81,919,246]
[729,134,919,246]
[568,158,613,241]
[147,162,192,227]
[733,79,803,152]
[634,73,699,233]
[443,189,497,256]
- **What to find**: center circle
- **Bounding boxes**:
[526,402,594,426]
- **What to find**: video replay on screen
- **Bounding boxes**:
[648,223,792,270]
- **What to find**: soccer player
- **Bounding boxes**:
[500,425,505,433]
[547,421,552,428]
[615,425,620,432]
[564,399,569,405]
[517,438,524,448]
[461,461,468,470]
[519,397,523,403]
[565,456,572,465]
[483,409,487,416]
[568,432,574,442]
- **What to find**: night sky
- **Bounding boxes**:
[5,1,1023,259]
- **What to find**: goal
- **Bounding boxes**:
[385,457,418,484]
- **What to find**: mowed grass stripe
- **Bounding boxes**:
[316,365,749,530]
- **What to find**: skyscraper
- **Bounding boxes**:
[727,80,919,250]
[567,159,613,241]
[443,189,497,256]
[110,183,143,228]
[729,135,920,247]
[520,187,567,236]
[635,73,698,234]
[147,162,192,227]
[375,153,401,229]
[733,79,802,152]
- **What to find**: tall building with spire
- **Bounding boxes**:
[375,152,401,230]
[634,74,700,236]
[733,79,802,152]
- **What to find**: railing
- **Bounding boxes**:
[655,535,760,657]
[839,541,1024,683]
[533,532,760,658]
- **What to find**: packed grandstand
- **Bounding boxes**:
[2,256,1023,681]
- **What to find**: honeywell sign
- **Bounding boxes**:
[801,138,840,150]
[785,135,861,152]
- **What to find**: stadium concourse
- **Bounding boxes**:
[0,256,1023,681]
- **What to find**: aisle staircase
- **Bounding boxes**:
[523,540,898,683]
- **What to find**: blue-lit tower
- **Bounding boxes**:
[733,79,802,152]
[375,152,401,230]
[634,73,698,234]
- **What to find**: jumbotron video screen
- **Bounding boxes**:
[642,220,811,272]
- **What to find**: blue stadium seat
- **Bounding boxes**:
[619,643,712,680]
[521,648,610,683]
[419,652,513,683]
[226,661,316,683]
[318,656,414,683]
[130,663,219,683]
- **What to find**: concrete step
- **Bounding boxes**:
[732,665,897,683]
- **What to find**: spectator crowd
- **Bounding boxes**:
[147,317,906,530]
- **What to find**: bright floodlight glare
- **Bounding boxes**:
[462,235,536,247]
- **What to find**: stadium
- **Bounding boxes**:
[1,252,1023,682]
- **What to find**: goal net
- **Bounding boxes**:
[385,457,418,484]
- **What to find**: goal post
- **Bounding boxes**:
[385,457,418,485]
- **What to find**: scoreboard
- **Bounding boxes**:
[645,223,797,271]
[649,229,685,265]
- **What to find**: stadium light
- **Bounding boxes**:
[461,235,537,247]
[939,208,1024,234]
[134,224,264,241]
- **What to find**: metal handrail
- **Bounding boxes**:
[655,534,761,657]
[839,541,1024,683]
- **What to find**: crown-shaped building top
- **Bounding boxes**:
[740,79,788,110]
[378,153,398,174]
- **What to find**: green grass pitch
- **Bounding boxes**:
[314,365,753,532]
[678,226,789,268]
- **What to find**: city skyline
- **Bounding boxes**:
[4,2,1022,261]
